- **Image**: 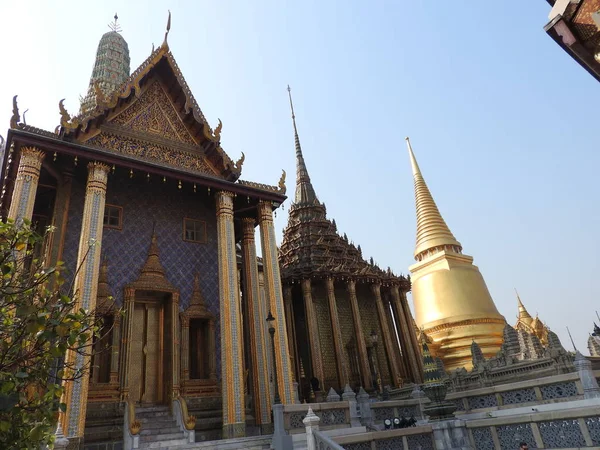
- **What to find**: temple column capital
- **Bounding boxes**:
[8,146,45,223]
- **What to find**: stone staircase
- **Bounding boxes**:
[137,405,189,449]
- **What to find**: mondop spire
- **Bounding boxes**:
[406,138,505,371]
[287,86,319,206]
[80,14,131,115]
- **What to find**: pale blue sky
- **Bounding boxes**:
[1,1,598,352]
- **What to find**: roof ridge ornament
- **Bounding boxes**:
[163,10,171,48]
[108,13,122,33]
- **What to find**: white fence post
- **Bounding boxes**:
[303,407,321,450]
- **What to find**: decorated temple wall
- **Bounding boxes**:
[62,171,221,376]
[312,282,338,390]
[356,283,391,386]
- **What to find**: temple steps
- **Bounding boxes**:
[137,405,189,449]
[163,434,273,449]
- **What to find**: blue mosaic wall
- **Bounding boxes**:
[61,172,221,378]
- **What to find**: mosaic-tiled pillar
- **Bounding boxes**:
[302,279,325,387]
[385,298,408,380]
[372,283,402,387]
[391,285,422,383]
[326,277,348,388]
[216,191,245,438]
[241,218,272,431]
[60,162,110,444]
[8,146,44,224]
[347,279,372,390]
[257,200,294,404]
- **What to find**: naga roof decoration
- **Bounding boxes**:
[279,89,408,286]
[58,21,242,181]
[237,169,286,195]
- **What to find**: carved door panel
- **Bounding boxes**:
[129,301,164,404]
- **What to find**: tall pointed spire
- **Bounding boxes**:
[405,137,461,259]
[515,289,533,325]
[287,86,319,206]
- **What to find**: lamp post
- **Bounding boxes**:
[267,310,281,405]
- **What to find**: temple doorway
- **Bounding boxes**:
[129,291,174,405]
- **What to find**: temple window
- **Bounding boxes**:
[183,218,207,244]
[103,204,122,229]
[189,318,210,379]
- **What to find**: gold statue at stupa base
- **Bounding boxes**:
[406,138,505,371]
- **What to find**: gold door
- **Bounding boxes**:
[129,300,164,404]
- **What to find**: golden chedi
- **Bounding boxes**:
[405,137,505,371]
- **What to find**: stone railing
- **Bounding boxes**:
[284,401,351,434]
[313,430,345,450]
[447,371,589,414]
[369,398,427,425]
[334,425,435,450]
[466,401,600,448]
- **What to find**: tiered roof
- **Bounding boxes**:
[279,88,408,287]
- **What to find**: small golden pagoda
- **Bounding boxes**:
[405,138,505,371]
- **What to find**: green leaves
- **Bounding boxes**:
[0,220,110,448]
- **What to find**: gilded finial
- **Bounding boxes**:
[214,118,222,140]
[235,152,245,170]
[278,169,287,194]
[162,10,171,48]
[10,95,20,129]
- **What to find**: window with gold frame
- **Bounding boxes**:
[183,218,207,244]
[103,204,122,230]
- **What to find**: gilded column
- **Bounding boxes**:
[372,283,402,387]
[109,314,120,384]
[8,146,44,224]
[283,285,299,384]
[391,285,422,383]
[347,280,372,389]
[257,200,294,404]
[302,279,325,386]
[401,289,424,378]
[326,277,348,387]
[171,292,180,400]
[120,287,136,399]
[60,162,110,443]
[181,316,190,381]
[216,191,245,437]
[241,218,272,431]
[385,301,407,380]
[259,272,274,404]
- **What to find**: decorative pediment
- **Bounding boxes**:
[181,273,213,320]
[109,80,196,145]
[59,44,243,181]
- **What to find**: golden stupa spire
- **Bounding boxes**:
[405,137,462,259]
[515,289,533,325]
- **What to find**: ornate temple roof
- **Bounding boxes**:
[57,13,242,182]
[279,89,408,287]
[406,138,462,259]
